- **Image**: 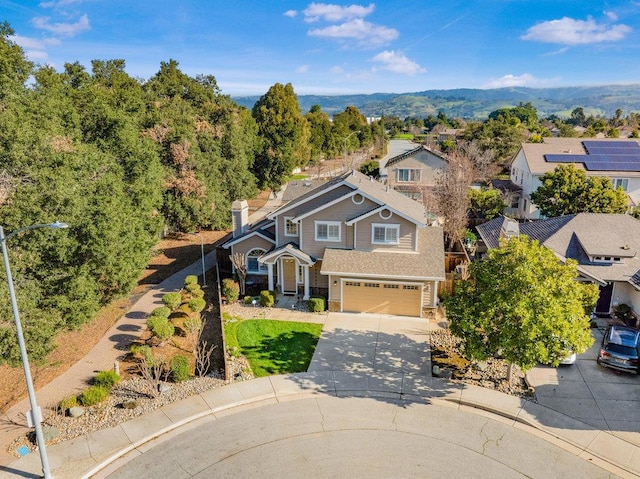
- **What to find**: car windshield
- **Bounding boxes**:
[609,328,640,348]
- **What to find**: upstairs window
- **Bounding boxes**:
[246,249,267,273]
[284,217,298,236]
[315,221,341,242]
[397,168,421,182]
[372,224,399,245]
[613,178,629,191]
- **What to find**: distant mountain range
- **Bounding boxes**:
[232,84,640,121]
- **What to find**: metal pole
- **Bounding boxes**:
[0,226,52,478]
[200,233,206,287]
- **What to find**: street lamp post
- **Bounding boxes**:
[0,220,68,479]
[342,131,360,172]
[191,231,206,287]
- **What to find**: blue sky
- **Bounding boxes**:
[2,1,640,96]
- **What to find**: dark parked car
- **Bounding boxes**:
[597,325,640,374]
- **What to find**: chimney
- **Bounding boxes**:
[231,200,249,238]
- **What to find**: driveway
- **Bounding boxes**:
[527,324,640,448]
[308,312,436,375]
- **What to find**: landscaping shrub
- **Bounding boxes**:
[146,315,164,331]
[152,318,175,340]
[615,303,637,327]
[244,295,253,304]
[162,292,183,310]
[58,395,78,413]
[260,290,276,307]
[191,288,205,298]
[184,275,198,286]
[308,296,326,312]
[188,297,206,313]
[80,386,109,406]
[183,316,202,334]
[94,370,120,390]
[150,306,171,319]
[222,278,240,302]
[185,282,201,293]
[170,354,191,382]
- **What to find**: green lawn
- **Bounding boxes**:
[224,319,323,377]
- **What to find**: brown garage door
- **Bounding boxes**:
[342,280,422,317]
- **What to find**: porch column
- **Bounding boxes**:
[303,265,310,300]
[432,281,439,306]
[267,263,274,291]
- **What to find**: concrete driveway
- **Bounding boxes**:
[308,312,435,375]
[527,325,640,448]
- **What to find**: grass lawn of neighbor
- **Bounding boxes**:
[224,318,323,377]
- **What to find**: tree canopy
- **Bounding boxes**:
[530,164,628,217]
[444,235,598,373]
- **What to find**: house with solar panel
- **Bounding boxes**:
[221,169,445,318]
[509,138,640,219]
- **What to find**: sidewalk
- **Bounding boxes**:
[0,250,218,468]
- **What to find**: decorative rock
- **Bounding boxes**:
[475,361,488,372]
[158,383,171,394]
[42,425,59,442]
[432,365,440,376]
[121,399,138,409]
[68,406,85,418]
[439,369,453,379]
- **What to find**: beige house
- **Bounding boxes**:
[509,138,640,219]
[384,145,447,202]
[476,213,640,318]
[222,170,445,317]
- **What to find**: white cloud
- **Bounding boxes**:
[371,50,425,75]
[604,11,618,21]
[284,10,298,18]
[308,18,398,47]
[10,34,60,50]
[296,64,310,73]
[31,13,90,37]
[303,2,375,23]
[25,50,50,61]
[330,66,344,74]
[521,16,631,45]
[39,0,85,8]
[483,73,544,88]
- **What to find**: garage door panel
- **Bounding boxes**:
[343,281,421,316]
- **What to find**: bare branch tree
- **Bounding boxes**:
[195,340,217,377]
[230,252,247,296]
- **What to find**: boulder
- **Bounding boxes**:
[68,406,85,418]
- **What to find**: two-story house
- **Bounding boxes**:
[384,144,447,202]
[509,138,640,219]
[222,170,445,318]
[476,213,640,318]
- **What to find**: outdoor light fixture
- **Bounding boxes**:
[190,231,207,287]
[0,221,69,479]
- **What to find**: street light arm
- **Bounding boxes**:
[2,221,69,242]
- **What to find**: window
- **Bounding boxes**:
[403,285,419,291]
[613,178,629,191]
[246,249,267,274]
[315,221,341,242]
[364,283,380,288]
[372,224,399,245]
[284,217,298,236]
[345,281,361,287]
[397,168,421,182]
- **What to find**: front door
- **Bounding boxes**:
[595,282,614,316]
[282,258,297,295]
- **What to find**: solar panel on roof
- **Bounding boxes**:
[584,161,640,171]
[583,140,640,155]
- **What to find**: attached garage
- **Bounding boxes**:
[342,280,422,317]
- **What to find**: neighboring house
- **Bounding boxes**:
[385,145,447,202]
[222,170,445,317]
[476,213,640,317]
[437,128,463,144]
[508,138,640,219]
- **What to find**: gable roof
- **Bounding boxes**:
[270,169,428,227]
[518,138,640,176]
[385,145,447,169]
[220,218,275,248]
[476,213,640,288]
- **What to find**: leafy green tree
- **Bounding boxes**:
[445,235,598,379]
[468,188,506,219]
[305,105,332,168]
[359,160,380,178]
[252,83,310,192]
[531,165,628,217]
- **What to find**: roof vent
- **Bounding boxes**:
[563,149,571,153]
[622,244,630,250]
[303,181,312,187]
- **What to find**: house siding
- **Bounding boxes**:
[354,212,416,251]
[387,151,445,189]
[231,235,274,257]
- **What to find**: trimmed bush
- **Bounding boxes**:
[185,282,201,293]
[184,275,198,286]
[183,316,202,334]
[162,292,182,310]
[150,306,171,319]
[188,297,206,313]
[260,290,276,307]
[308,296,326,312]
[94,370,120,390]
[80,386,109,406]
[222,278,240,302]
[170,354,191,382]
[146,315,164,331]
[152,318,175,340]
[191,287,205,298]
[58,395,78,412]
[244,295,253,304]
